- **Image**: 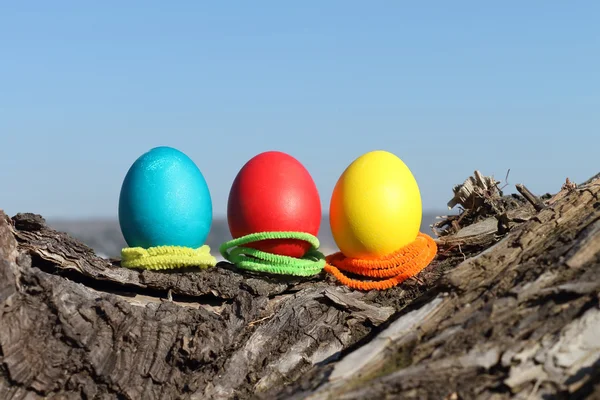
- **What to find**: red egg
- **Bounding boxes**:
[227,151,321,258]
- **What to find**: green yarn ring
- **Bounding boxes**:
[219,231,325,276]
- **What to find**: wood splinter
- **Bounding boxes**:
[515,184,546,212]
[447,170,500,210]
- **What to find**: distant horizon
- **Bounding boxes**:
[41,209,450,222]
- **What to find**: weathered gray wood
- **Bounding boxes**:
[326,295,445,383]
[0,211,449,400]
[447,170,500,210]
[270,176,600,400]
[1,173,599,400]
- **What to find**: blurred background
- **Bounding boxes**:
[1,2,598,259]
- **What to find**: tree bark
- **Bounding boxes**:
[1,174,599,400]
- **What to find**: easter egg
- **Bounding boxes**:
[118,146,212,249]
[329,150,422,259]
[227,151,321,258]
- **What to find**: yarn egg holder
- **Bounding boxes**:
[219,231,326,277]
[324,232,437,290]
[120,244,217,271]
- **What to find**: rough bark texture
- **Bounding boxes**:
[1,174,599,400]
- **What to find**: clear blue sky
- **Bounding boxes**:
[1,1,598,219]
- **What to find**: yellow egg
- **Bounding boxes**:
[329,150,422,259]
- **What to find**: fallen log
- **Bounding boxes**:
[1,173,598,400]
[270,175,600,400]
[0,214,455,400]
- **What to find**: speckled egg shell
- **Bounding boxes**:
[118,146,212,249]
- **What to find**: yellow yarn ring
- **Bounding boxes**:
[121,245,217,270]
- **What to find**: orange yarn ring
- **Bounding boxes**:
[324,232,438,290]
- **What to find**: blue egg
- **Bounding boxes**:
[118,146,212,249]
